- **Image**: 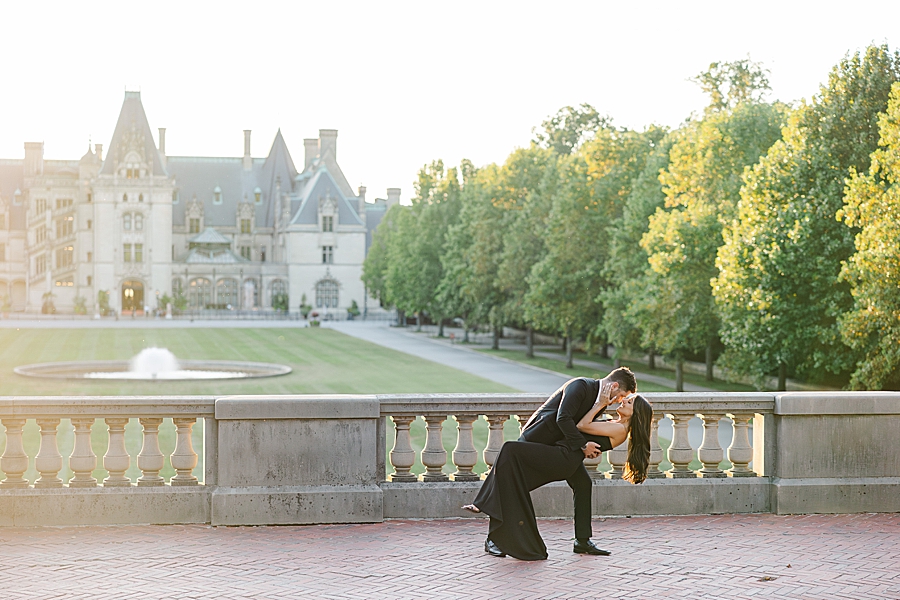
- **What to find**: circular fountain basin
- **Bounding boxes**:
[15,359,291,381]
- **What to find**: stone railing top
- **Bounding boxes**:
[0,396,216,418]
[776,392,900,415]
[216,395,379,420]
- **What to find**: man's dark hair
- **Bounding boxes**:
[608,366,636,393]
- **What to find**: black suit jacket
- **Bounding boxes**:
[520,377,601,452]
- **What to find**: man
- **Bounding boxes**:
[518,367,636,556]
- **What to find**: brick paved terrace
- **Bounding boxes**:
[2,514,898,599]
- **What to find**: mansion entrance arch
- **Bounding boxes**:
[121,280,144,316]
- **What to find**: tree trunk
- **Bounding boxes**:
[492,326,500,350]
[648,349,656,370]
[397,310,405,327]
[415,312,422,332]
[614,356,621,369]
[675,357,684,392]
[565,333,574,369]
[561,337,567,353]
[600,342,609,359]
[437,318,444,338]
[525,326,534,359]
[778,362,787,391]
[464,327,470,343]
[705,341,714,381]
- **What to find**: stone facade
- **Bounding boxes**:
[0,92,399,315]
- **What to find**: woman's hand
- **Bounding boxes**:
[596,380,613,407]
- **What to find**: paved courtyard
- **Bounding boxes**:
[1,513,897,599]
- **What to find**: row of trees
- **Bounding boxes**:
[364,45,900,391]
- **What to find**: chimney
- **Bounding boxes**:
[243,130,252,171]
[304,138,319,169]
[386,188,401,209]
[358,185,367,218]
[95,143,103,162]
[24,142,44,177]
[158,128,166,168]
[319,129,337,161]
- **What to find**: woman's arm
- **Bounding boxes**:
[576,381,612,431]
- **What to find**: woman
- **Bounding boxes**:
[463,391,653,561]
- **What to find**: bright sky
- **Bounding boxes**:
[2,1,899,204]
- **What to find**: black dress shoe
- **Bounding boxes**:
[484,538,506,557]
[573,539,611,556]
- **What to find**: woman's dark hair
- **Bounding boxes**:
[623,395,653,485]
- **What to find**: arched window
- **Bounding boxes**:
[138,193,144,203]
[122,193,128,203]
[315,278,339,308]
[213,186,223,205]
[123,214,132,230]
[172,190,179,204]
[242,279,258,309]
[216,278,238,309]
[172,278,183,297]
[188,278,212,308]
[254,187,262,204]
[270,279,287,309]
[135,214,143,231]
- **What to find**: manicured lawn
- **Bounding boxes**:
[0,327,514,484]
[472,348,673,392]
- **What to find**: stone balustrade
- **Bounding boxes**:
[0,392,897,526]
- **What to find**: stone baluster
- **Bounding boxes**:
[451,414,479,481]
[421,415,449,482]
[137,418,165,486]
[516,415,530,432]
[607,437,628,479]
[389,415,417,482]
[483,414,508,470]
[103,418,132,486]
[68,418,98,487]
[697,414,726,478]
[727,414,756,477]
[171,418,198,485]
[34,419,64,488]
[648,414,666,478]
[667,414,695,478]
[583,452,604,480]
[0,419,29,488]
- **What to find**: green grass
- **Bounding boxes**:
[476,347,758,392]
[0,327,515,484]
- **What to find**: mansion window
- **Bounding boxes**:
[322,215,333,232]
[189,218,200,234]
[315,279,339,308]
[124,213,143,231]
[322,245,334,264]
[56,246,74,269]
[240,246,251,260]
[87,252,92,262]
[261,246,266,262]
[123,214,132,230]
[0,243,4,262]
[123,243,132,263]
[172,278,183,297]
[35,254,47,275]
[134,244,143,263]
[87,275,92,286]
[138,194,144,203]
[55,276,74,288]
[87,219,92,229]
[135,214,143,230]
[56,215,74,238]
[87,193,92,203]
[35,198,47,214]
[172,191,179,204]
[36,225,47,244]
[213,186,223,205]
[254,187,262,204]
[123,194,128,203]
[56,198,73,210]
[241,219,251,234]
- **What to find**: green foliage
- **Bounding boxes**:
[299,293,312,318]
[73,296,87,315]
[714,44,900,385]
[97,290,110,316]
[640,100,784,361]
[272,292,289,312]
[838,82,900,389]
[533,103,607,155]
[692,58,771,112]
[347,299,361,317]
[41,291,56,315]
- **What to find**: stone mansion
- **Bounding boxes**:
[0,92,398,315]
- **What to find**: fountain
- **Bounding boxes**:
[14,347,291,381]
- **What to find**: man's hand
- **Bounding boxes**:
[582,441,601,459]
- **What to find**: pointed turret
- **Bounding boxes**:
[100,91,167,177]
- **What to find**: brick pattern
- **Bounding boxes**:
[0,514,898,599]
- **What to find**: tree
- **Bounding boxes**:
[838,82,900,389]
[533,103,608,156]
[361,204,399,309]
[691,58,771,112]
[641,99,784,388]
[714,45,900,388]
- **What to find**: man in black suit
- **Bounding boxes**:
[519,367,637,556]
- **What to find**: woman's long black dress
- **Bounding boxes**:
[471,435,612,561]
